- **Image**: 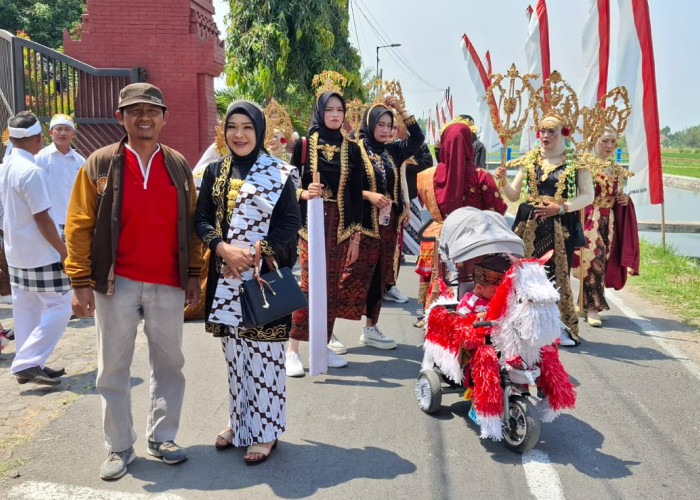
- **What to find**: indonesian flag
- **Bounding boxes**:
[435,103,443,131]
[579,0,611,108]
[446,91,454,121]
[460,33,502,152]
[616,0,664,205]
[520,0,551,154]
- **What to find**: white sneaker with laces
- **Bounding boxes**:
[383,285,409,303]
[327,334,347,354]
[285,352,305,377]
[360,326,397,350]
[327,348,348,368]
[559,332,577,347]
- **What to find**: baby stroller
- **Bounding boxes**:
[414,207,576,453]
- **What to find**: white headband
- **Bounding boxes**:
[49,115,75,130]
[8,122,43,138]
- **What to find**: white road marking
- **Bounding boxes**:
[607,291,700,381]
[7,481,185,499]
[522,449,566,500]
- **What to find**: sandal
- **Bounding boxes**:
[243,440,277,465]
[215,428,233,450]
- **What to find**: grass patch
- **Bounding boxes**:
[626,238,700,329]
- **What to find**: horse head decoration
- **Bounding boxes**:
[486,250,565,366]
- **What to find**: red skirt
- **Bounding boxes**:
[338,212,397,324]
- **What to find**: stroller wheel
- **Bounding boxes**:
[415,369,442,414]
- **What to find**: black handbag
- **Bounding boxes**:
[239,241,307,329]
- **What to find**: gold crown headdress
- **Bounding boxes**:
[363,78,406,129]
[529,70,580,137]
[439,116,478,137]
[576,86,631,151]
[312,70,348,97]
[263,98,294,150]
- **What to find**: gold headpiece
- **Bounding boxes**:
[529,70,580,136]
[312,70,348,97]
[1,127,9,146]
[439,116,478,137]
[214,118,228,156]
[263,98,294,150]
[363,79,406,130]
[574,86,631,152]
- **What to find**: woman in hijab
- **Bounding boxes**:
[495,114,593,346]
[415,121,507,314]
[194,100,301,464]
[572,127,637,327]
[337,96,424,348]
[285,90,364,376]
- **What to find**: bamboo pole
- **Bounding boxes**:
[660,201,666,248]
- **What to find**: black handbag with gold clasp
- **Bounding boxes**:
[239,240,307,329]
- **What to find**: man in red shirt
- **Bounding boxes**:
[65,83,203,481]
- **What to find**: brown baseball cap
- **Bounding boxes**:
[118,83,167,110]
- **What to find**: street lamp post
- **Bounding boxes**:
[376,43,401,79]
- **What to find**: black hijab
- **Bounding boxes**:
[359,104,394,153]
[308,91,346,140]
[224,99,267,170]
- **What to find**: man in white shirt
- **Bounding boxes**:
[0,111,73,386]
[34,114,85,233]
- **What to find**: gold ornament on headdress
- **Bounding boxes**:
[312,70,348,97]
[1,127,8,146]
[484,64,538,185]
[439,115,478,137]
[364,78,406,128]
[529,70,580,136]
[263,98,294,149]
[214,119,228,156]
[575,86,631,152]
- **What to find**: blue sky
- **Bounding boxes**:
[212,0,696,132]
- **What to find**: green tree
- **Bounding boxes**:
[223,0,364,129]
[0,0,85,49]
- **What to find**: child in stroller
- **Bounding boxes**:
[416,207,577,451]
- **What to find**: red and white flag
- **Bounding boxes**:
[460,33,502,152]
[520,0,551,154]
[435,103,443,131]
[579,0,611,108]
[616,0,663,205]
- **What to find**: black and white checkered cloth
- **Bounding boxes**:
[9,262,71,293]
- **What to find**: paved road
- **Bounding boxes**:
[1,262,699,499]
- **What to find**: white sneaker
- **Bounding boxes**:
[0,295,11,304]
[383,285,409,303]
[360,326,397,350]
[328,335,347,355]
[285,352,305,377]
[559,333,577,347]
[327,348,348,368]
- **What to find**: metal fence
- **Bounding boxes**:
[0,29,143,158]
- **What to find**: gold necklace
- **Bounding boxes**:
[318,143,340,162]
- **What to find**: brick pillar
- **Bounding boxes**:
[63,0,225,165]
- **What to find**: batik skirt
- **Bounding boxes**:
[221,334,286,447]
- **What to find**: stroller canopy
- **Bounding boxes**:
[438,207,524,263]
